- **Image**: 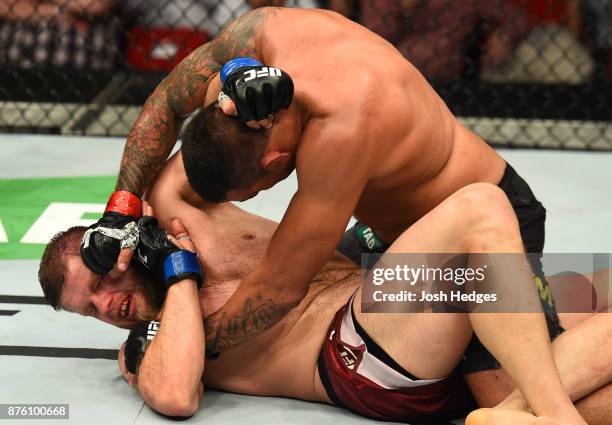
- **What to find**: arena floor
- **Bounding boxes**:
[1,134,610,425]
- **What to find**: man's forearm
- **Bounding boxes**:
[116,89,182,196]
[115,8,272,196]
[202,171,363,355]
[115,41,218,196]
[138,279,205,412]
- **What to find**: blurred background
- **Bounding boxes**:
[0,3,610,423]
[0,0,610,148]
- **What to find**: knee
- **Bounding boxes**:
[450,183,519,238]
[453,183,508,207]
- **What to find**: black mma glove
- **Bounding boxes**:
[135,216,202,289]
[124,320,160,375]
[220,57,294,123]
[81,191,142,275]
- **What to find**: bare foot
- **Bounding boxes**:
[466,408,568,425]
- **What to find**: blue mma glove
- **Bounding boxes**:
[220,57,294,123]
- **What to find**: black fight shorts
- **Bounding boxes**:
[337,163,563,374]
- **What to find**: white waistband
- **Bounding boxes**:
[339,294,444,389]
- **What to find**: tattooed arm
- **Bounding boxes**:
[204,123,369,356]
[79,8,280,278]
[116,8,273,195]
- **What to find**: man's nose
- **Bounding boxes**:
[91,290,113,315]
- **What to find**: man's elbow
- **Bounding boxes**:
[140,377,204,418]
[145,389,202,418]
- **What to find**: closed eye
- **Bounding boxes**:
[87,278,101,317]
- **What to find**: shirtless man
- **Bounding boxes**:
[39,153,611,424]
[81,7,560,406]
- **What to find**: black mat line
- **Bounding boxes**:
[0,295,47,304]
[0,346,119,359]
[0,310,19,316]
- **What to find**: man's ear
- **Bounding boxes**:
[261,151,290,172]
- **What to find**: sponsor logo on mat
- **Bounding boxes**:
[0,176,114,259]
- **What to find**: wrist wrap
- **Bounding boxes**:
[162,250,202,288]
[220,57,263,84]
[105,190,142,218]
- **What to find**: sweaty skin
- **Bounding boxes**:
[117,8,506,359]
[143,152,360,405]
[112,153,610,423]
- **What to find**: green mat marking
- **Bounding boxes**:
[0,176,115,260]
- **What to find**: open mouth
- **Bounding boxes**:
[119,295,133,320]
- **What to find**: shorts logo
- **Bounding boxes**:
[533,275,554,308]
[356,223,385,252]
[339,345,358,370]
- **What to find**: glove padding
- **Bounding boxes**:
[81,191,142,275]
[220,57,294,123]
[124,320,160,375]
[135,216,203,288]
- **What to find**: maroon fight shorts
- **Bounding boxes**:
[317,294,475,423]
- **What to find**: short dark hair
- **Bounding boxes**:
[38,226,86,311]
[181,104,269,203]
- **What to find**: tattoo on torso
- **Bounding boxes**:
[204,293,292,354]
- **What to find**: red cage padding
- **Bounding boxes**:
[125,27,210,72]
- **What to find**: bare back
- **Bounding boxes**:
[260,9,505,240]
[148,153,360,403]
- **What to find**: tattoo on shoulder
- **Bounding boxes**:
[138,8,276,124]
[211,7,278,63]
[205,293,292,354]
